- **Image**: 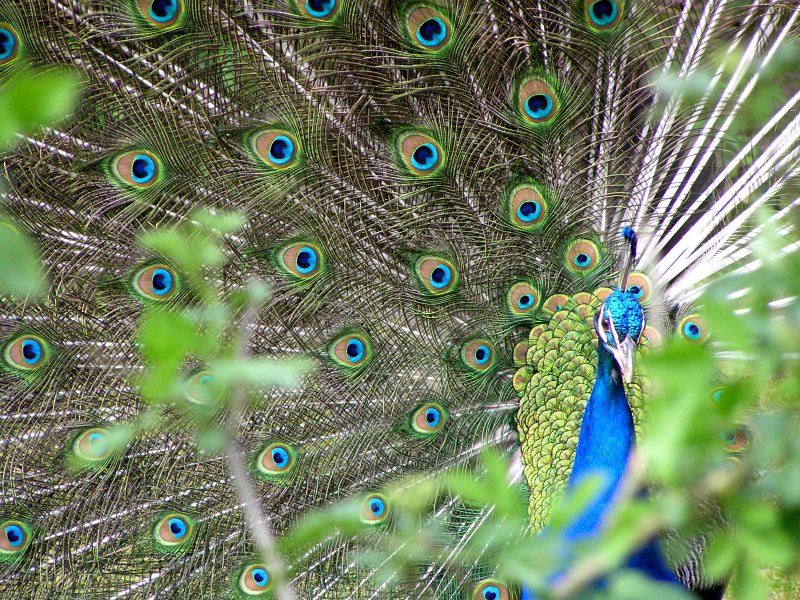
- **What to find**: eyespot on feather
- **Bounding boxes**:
[513,341,528,366]
[239,563,272,595]
[154,513,194,549]
[679,314,709,344]
[184,370,220,406]
[251,129,301,170]
[584,0,623,31]
[414,256,458,295]
[397,132,444,176]
[625,272,651,304]
[460,338,496,372]
[505,183,549,231]
[0,25,20,65]
[329,333,372,369]
[361,494,389,524]
[72,427,112,464]
[406,6,451,51]
[256,442,296,476]
[472,579,510,600]
[0,520,31,556]
[111,150,162,189]
[411,402,447,435]
[640,325,662,347]
[564,239,601,275]
[277,242,324,280]
[132,263,178,301]
[517,78,559,125]
[507,281,541,317]
[4,334,48,372]
[723,426,750,454]
[296,0,339,21]
[137,0,184,28]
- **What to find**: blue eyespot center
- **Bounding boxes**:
[0,28,15,60]
[4,525,23,547]
[475,345,490,365]
[517,200,541,221]
[150,0,178,21]
[131,155,156,184]
[574,253,590,267]
[269,136,294,164]
[21,339,42,365]
[425,408,440,426]
[411,143,438,170]
[346,339,364,362]
[684,322,701,340]
[271,447,289,466]
[483,587,500,600]
[369,498,385,516]
[151,268,173,295]
[627,284,642,298]
[417,18,447,47]
[590,0,618,26]
[430,265,451,288]
[519,294,533,309]
[296,247,317,273]
[252,568,269,586]
[525,94,553,119]
[168,517,187,539]
[306,0,336,18]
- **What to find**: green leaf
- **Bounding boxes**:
[0,68,81,149]
[0,220,47,299]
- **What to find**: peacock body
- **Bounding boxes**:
[1,1,798,598]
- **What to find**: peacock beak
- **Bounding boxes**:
[610,336,637,383]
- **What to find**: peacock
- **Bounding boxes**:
[0,0,798,598]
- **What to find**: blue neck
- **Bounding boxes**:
[565,342,634,539]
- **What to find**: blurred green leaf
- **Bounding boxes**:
[0,220,47,298]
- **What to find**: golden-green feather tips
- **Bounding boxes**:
[131,263,179,302]
[0,519,32,560]
[395,130,445,177]
[237,562,273,596]
[413,254,458,295]
[0,24,20,66]
[135,0,185,29]
[504,181,551,231]
[108,150,164,190]
[276,241,325,281]
[295,0,340,22]
[249,129,302,171]
[254,442,297,479]
[328,331,373,370]
[583,0,624,32]
[153,512,195,553]
[3,333,49,373]
[404,4,452,52]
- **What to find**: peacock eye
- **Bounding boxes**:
[601,317,611,332]
[517,78,559,125]
[406,6,451,52]
[4,334,48,372]
[397,132,445,177]
[0,520,31,555]
[411,402,447,435]
[0,25,20,65]
[299,0,339,21]
[256,442,297,477]
[239,563,272,595]
[132,263,178,301]
[472,579,510,600]
[154,512,195,551]
[361,494,389,524]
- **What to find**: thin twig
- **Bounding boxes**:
[223,290,298,600]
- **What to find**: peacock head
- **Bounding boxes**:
[595,289,644,384]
